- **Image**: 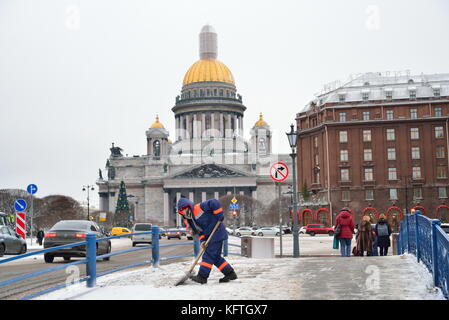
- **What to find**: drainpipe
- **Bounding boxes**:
[325,125,332,224]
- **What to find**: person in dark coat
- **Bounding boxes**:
[334,208,355,257]
[375,214,392,256]
[178,196,237,284]
[36,230,44,246]
[356,216,374,256]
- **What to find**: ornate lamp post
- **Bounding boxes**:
[82,185,95,221]
[286,124,300,257]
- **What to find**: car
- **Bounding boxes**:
[234,227,254,237]
[440,223,449,234]
[305,224,335,236]
[179,228,187,237]
[0,212,7,226]
[253,227,285,237]
[131,223,154,247]
[111,227,131,237]
[0,226,27,256]
[282,225,292,234]
[299,226,307,234]
[43,220,111,263]
[166,229,181,240]
[185,228,194,240]
[226,227,234,235]
[159,227,167,237]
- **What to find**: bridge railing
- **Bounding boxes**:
[0,226,200,300]
[398,214,449,299]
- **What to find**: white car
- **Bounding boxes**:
[253,227,285,237]
[131,223,153,246]
[234,227,254,237]
[299,226,307,234]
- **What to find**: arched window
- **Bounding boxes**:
[153,140,161,157]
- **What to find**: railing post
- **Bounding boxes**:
[431,219,441,287]
[406,214,411,253]
[193,235,200,257]
[86,233,97,288]
[415,213,420,262]
[223,239,228,257]
[151,225,160,267]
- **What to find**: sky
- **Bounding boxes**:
[1,0,449,207]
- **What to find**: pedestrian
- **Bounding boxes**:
[375,214,392,256]
[177,196,237,284]
[356,216,374,256]
[334,208,355,257]
[36,230,44,246]
[371,225,379,256]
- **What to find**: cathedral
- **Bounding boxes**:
[97,25,292,226]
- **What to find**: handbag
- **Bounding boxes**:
[335,224,341,237]
[333,236,339,249]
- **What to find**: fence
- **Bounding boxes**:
[0,225,244,300]
[398,214,449,299]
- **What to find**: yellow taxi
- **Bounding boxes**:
[111,227,132,237]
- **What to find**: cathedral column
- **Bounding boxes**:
[189,191,194,202]
[226,113,232,138]
[193,114,198,138]
[186,114,192,140]
[220,113,224,138]
[202,113,206,138]
[252,190,257,200]
[214,191,219,199]
[176,192,181,227]
[234,114,238,136]
[211,112,215,138]
[202,192,207,202]
[163,192,169,226]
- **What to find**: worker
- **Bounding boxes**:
[177,196,237,284]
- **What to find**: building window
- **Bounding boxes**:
[339,131,348,143]
[364,149,373,161]
[410,108,418,119]
[437,166,447,179]
[387,148,396,161]
[386,110,394,120]
[434,88,441,97]
[409,89,416,99]
[365,189,374,200]
[435,107,442,117]
[411,147,420,160]
[194,90,198,97]
[341,168,350,181]
[206,89,211,96]
[413,187,423,200]
[390,188,398,200]
[436,146,445,159]
[385,90,393,100]
[339,112,347,122]
[412,166,422,179]
[364,168,374,181]
[362,91,369,101]
[338,93,346,102]
[213,89,217,96]
[363,130,372,142]
[410,128,419,140]
[386,129,395,141]
[363,111,370,121]
[342,190,350,201]
[340,150,349,162]
[200,89,204,97]
[219,89,223,96]
[388,168,397,180]
[438,187,447,199]
[435,126,444,139]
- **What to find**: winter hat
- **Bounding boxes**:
[363,215,371,222]
[379,213,386,220]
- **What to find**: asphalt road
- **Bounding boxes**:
[0,237,194,300]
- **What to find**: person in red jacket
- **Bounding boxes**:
[334,208,355,257]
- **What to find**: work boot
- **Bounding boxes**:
[190,272,208,284]
[219,269,237,283]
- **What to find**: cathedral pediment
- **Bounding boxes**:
[172,164,248,179]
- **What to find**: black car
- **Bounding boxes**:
[43,220,111,263]
[0,226,27,256]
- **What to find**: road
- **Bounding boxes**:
[0,237,194,300]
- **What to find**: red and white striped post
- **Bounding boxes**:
[16,212,26,240]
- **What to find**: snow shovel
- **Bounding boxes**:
[175,220,222,286]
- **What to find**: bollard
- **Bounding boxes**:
[223,239,228,257]
[86,233,97,288]
[431,219,441,287]
[151,226,160,267]
[193,235,200,257]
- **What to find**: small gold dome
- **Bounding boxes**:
[255,113,268,126]
[150,115,164,129]
[183,58,235,86]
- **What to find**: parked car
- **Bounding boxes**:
[440,223,449,234]
[43,220,111,263]
[234,227,254,237]
[226,227,234,235]
[306,224,334,236]
[282,225,292,234]
[111,227,131,237]
[253,227,285,237]
[0,212,7,226]
[179,227,187,237]
[166,229,181,240]
[0,226,27,256]
[159,227,167,237]
[299,226,307,234]
[131,223,154,247]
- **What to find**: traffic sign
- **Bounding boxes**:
[229,203,239,210]
[231,197,238,204]
[14,199,27,212]
[27,184,38,195]
[16,212,26,239]
[270,162,289,182]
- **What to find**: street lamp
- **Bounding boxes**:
[82,185,95,221]
[286,124,300,258]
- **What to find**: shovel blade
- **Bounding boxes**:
[174,272,193,286]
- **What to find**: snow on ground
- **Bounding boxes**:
[36,235,444,300]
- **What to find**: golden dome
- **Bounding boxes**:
[255,113,268,126]
[150,115,164,129]
[183,58,235,86]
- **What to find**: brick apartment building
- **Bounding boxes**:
[295,72,449,228]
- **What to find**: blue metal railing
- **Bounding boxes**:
[398,213,449,299]
[0,226,245,300]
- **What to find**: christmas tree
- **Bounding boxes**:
[115,180,130,227]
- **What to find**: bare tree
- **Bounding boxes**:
[218,194,264,228]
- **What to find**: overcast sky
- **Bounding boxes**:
[1,0,448,207]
